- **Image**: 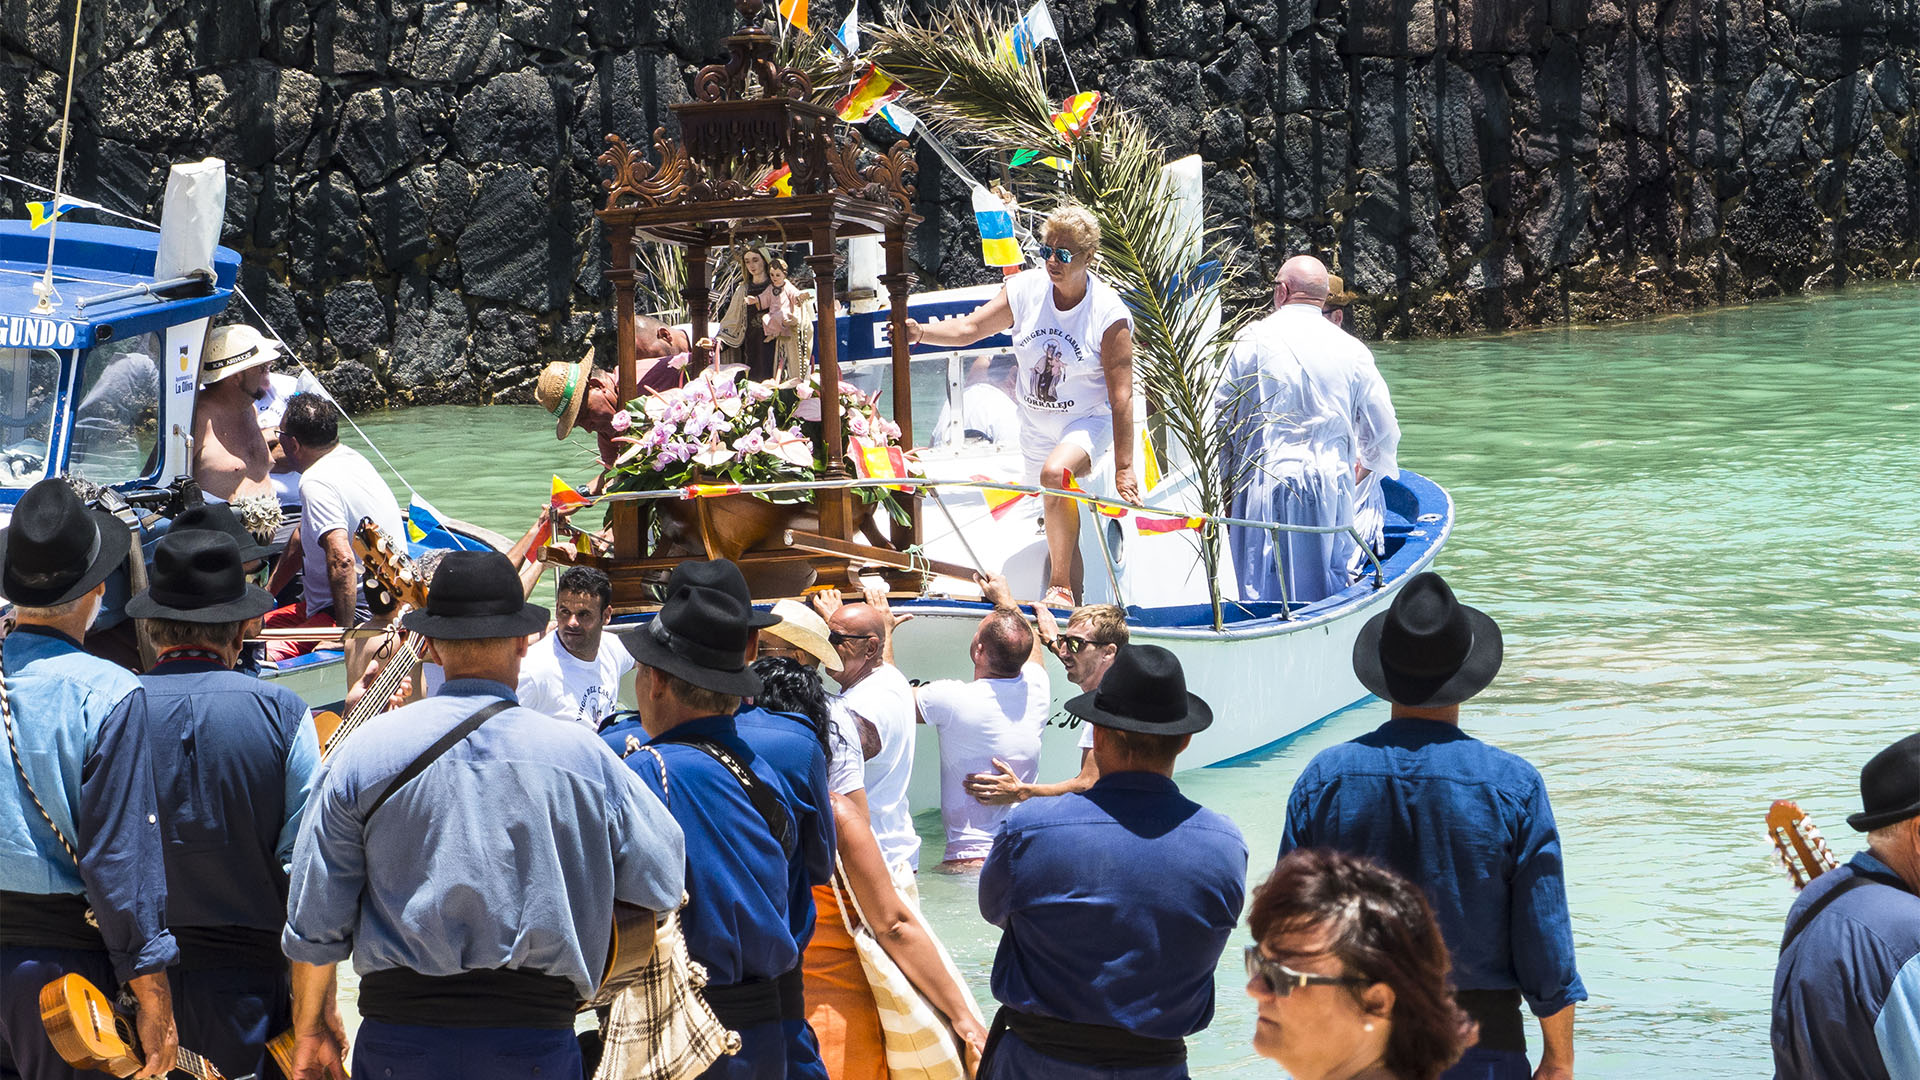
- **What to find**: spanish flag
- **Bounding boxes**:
[1062,473,1125,517]
[972,187,1021,268]
[757,165,794,196]
[836,66,902,124]
[851,438,909,491]
[527,475,590,554]
[777,0,808,32]
[1051,91,1101,140]
[1136,514,1204,534]
[973,476,1030,520]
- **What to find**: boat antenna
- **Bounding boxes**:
[32,0,85,315]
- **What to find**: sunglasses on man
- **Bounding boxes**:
[1037,245,1077,264]
[1243,946,1373,997]
[828,631,875,646]
[1052,634,1114,655]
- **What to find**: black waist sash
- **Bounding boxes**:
[0,891,107,952]
[358,967,579,1029]
[1455,989,1526,1054]
[172,926,285,971]
[702,968,805,1029]
[985,1006,1187,1070]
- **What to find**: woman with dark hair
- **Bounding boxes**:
[750,655,833,760]
[1245,849,1476,1080]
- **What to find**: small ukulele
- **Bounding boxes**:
[39,973,227,1079]
[323,518,434,757]
[1767,799,1841,889]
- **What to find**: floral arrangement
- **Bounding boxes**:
[601,365,910,522]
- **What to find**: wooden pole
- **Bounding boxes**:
[880,222,918,550]
[807,224,846,540]
[609,226,638,405]
[685,242,711,358]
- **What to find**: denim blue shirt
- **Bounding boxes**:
[1280,717,1587,1017]
[981,771,1248,1041]
[141,658,319,936]
[283,679,685,999]
[731,706,836,950]
[627,713,801,987]
[0,626,176,981]
[1772,851,1920,1080]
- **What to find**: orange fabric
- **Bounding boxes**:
[804,882,887,1080]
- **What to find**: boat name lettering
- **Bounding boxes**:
[1,316,78,349]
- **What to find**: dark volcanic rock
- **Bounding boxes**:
[289,171,369,285]
[1725,168,1824,279]
[1141,0,1223,59]
[1743,64,1809,165]
[458,166,565,313]
[1810,73,1875,154]
[455,70,562,166]
[338,88,426,187]
[389,276,475,404]
[323,281,391,357]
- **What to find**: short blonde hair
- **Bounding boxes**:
[1042,206,1101,258]
[1067,603,1128,645]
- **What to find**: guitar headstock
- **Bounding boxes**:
[1768,799,1841,890]
[352,517,429,611]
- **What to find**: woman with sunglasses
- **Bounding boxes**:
[1245,849,1476,1080]
[903,205,1137,609]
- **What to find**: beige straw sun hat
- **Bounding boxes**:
[534,347,595,439]
[764,598,843,672]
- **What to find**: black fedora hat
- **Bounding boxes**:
[665,559,781,628]
[127,531,275,623]
[0,478,132,607]
[399,550,550,640]
[1352,572,1503,707]
[170,503,283,563]
[1064,644,1213,736]
[621,585,763,697]
[1847,732,1920,832]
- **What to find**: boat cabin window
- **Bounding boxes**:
[930,352,1021,450]
[0,348,60,486]
[69,333,163,486]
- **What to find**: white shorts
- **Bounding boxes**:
[1020,410,1113,488]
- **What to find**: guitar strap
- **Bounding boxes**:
[365,699,515,820]
[1780,867,1912,953]
[650,729,798,859]
[0,653,98,930]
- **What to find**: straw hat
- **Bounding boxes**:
[1326,273,1358,308]
[534,347,595,439]
[764,598,842,671]
[201,325,280,385]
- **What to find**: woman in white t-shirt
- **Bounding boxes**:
[905,205,1137,608]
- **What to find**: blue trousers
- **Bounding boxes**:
[0,947,118,1080]
[1441,1046,1533,1080]
[168,965,291,1080]
[784,1018,827,1080]
[695,1020,786,1080]
[353,1020,581,1080]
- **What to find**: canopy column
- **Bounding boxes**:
[881,222,918,549]
[610,226,637,404]
[809,224,847,541]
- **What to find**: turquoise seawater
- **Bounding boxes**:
[353,283,1920,1076]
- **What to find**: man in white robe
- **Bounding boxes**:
[1213,256,1400,604]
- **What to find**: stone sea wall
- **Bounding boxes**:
[2,1,1917,408]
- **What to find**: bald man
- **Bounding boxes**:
[820,593,922,877]
[1211,255,1400,604]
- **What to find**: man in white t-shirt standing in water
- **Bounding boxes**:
[905,205,1138,608]
[517,566,635,730]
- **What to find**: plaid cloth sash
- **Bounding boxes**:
[592,901,740,1080]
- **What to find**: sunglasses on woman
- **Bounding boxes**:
[1243,946,1373,996]
[1037,245,1077,264]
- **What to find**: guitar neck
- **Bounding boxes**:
[175,1046,224,1080]
[327,636,424,754]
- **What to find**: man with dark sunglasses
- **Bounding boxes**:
[814,587,921,880]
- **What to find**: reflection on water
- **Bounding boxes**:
[355,283,1920,1076]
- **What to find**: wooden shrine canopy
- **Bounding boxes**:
[579,0,946,605]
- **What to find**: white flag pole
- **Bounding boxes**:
[1036,1,1080,96]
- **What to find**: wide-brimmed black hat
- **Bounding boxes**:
[0,478,132,607]
[1065,644,1212,735]
[665,558,780,628]
[170,503,283,563]
[622,585,763,697]
[1352,572,1503,707]
[127,531,275,623]
[1848,732,1920,832]
[400,550,550,640]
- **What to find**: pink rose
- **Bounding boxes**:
[609,410,632,433]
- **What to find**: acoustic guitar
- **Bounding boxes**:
[1767,799,1841,889]
[319,518,434,758]
[39,973,227,1079]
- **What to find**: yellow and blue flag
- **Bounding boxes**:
[834,6,858,52]
[406,493,482,551]
[972,187,1021,267]
[994,1,1058,65]
[27,200,82,229]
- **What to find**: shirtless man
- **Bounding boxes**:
[193,325,282,541]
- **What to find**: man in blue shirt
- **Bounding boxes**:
[658,559,836,1080]
[0,479,178,1080]
[130,529,325,1079]
[979,644,1247,1080]
[283,550,685,1080]
[620,583,813,1080]
[1773,732,1920,1079]
[1281,572,1585,1080]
